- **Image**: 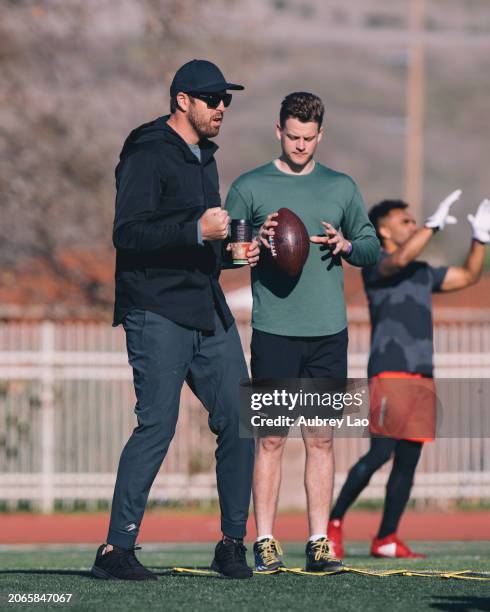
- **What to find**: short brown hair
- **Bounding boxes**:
[170,95,178,114]
[279,92,324,128]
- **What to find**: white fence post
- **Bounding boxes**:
[40,321,55,513]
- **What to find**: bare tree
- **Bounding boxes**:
[0,0,243,311]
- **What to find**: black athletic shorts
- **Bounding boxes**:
[250,327,348,437]
[251,326,348,379]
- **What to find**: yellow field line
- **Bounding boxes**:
[172,567,490,580]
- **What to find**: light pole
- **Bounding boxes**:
[404,0,426,222]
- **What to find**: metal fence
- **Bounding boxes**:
[1,309,489,511]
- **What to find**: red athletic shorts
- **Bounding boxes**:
[368,371,436,442]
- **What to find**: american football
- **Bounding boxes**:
[269,207,310,277]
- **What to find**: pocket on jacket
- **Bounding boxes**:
[145,267,192,283]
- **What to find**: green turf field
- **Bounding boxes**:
[1,542,489,612]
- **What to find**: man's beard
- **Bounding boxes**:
[188,105,222,139]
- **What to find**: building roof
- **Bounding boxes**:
[1,251,489,321]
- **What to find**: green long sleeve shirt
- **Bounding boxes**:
[225,161,380,336]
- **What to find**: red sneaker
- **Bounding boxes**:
[371,534,426,558]
[327,519,344,559]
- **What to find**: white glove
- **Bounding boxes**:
[425,189,461,230]
[467,199,490,244]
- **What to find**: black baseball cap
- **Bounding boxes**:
[170,59,244,96]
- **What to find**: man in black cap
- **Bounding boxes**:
[91,60,259,580]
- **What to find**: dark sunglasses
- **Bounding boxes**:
[188,91,232,109]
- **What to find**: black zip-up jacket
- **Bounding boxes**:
[112,115,234,332]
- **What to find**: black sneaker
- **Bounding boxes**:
[305,537,344,573]
[91,544,157,580]
[211,539,253,579]
[253,538,285,572]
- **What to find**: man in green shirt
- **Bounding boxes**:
[225,92,379,572]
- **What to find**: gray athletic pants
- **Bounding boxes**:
[107,309,254,549]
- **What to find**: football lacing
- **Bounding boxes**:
[268,235,277,257]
